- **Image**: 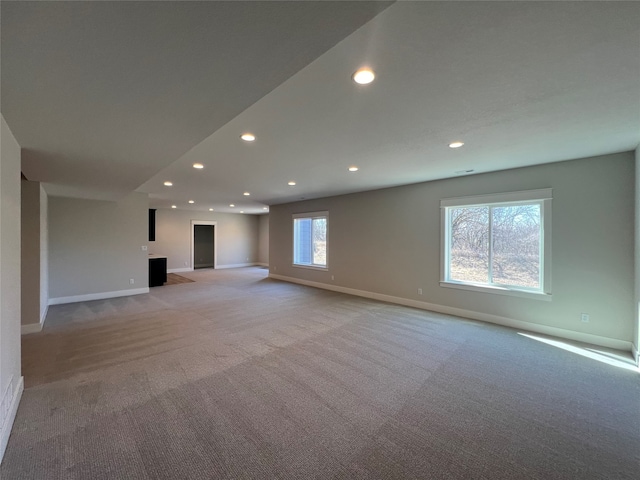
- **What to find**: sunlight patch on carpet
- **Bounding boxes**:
[518,333,639,372]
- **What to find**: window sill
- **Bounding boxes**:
[292,264,328,271]
[440,281,551,301]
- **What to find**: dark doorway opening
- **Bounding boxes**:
[194,224,215,269]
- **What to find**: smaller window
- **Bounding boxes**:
[293,211,328,269]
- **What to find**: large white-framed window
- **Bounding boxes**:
[293,211,328,269]
[440,189,552,299]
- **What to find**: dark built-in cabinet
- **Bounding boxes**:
[149,256,167,287]
[149,209,156,241]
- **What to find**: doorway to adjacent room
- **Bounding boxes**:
[191,220,217,269]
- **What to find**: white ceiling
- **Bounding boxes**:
[3,1,639,215]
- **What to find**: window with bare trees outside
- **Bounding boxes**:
[293,211,328,269]
[441,189,552,299]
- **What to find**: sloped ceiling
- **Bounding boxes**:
[1,0,393,201]
[2,1,639,214]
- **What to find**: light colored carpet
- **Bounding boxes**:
[2,267,639,479]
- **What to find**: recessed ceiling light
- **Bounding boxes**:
[240,133,256,142]
[352,68,375,85]
[243,192,250,196]
[229,204,235,207]
[163,181,173,186]
[288,181,296,186]
[449,141,464,149]
[193,163,204,169]
[171,205,177,209]
[188,200,195,204]
[240,211,244,213]
[209,208,214,211]
[263,207,268,210]
[348,166,359,172]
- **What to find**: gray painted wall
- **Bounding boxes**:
[0,114,22,460]
[20,180,49,328]
[270,152,635,345]
[21,180,41,326]
[635,147,639,360]
[48,192,149,299]
[40,185,48,321]
[149,209,259,270]
[258,214,269,265]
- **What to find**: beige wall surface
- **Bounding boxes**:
[270,152,635,344]
[48,192,149,299]
[21,180,41,326]
[258,214,269,265]
[40,185,48,321]
[635,147,639,359]
[149,209,259,270]
[1,114,22,458]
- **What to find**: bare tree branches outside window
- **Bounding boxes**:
[449,203,540,288]
[312,218,327,266]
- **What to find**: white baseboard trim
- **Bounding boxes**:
[269,274,633,353]
[216,263,259,270]
[167,267,193,273]
[48,287,149,306]
[21,323,43,335]
[256,262,269,267]
[632,343,639,365]
[0,376,24,464]
[22,304,48,335]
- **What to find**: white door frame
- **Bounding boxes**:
[191,220,217,270]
